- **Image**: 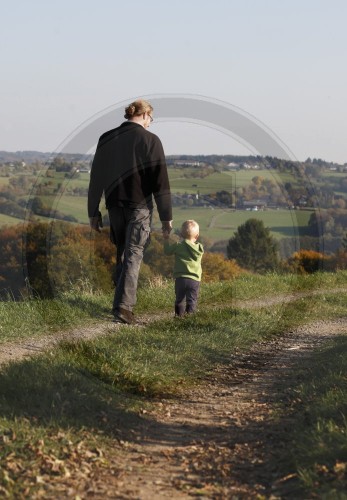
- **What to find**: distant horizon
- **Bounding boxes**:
[0,149,346,165]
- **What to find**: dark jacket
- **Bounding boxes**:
[88,121,172,221]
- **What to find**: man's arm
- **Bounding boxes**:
[161,220,173,235]
[149,135,173,224]
[88,138,104,231]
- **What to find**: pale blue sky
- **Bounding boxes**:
[1,0,347,162]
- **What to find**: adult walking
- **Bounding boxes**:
[88,99,172,324]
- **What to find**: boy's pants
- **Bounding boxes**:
[175,277,200,316]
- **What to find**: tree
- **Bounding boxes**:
[227,219,279,272]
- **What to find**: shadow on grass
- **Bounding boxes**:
[1,316,344,497]
[60,294,113,319]
[0,350,233,446]
[0,356,140,437]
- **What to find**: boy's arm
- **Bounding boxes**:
[163,239,176,256]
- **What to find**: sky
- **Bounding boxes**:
[1,0,347,163]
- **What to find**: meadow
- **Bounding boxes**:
[0,166,339,246]
[172,206,312,241]
[0,271,346,497]
[0,165,314,239]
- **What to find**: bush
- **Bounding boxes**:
[202,252,244,282]
[287,250,332,274]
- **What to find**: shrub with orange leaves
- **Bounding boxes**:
[202,252,244,282]
[288,249,332,274]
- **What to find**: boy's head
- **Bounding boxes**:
[181,220,199,240]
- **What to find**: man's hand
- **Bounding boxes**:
[161,220,173,236]
[89,212,103,232]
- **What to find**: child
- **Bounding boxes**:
[163,220,204,316]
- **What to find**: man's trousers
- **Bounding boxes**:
[109,206,151,312]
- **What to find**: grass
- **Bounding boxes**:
[169,170,234,194]
[273,334,347,498]
[0,292,111,343]
[0,165,326,245]
[0,271,346,343]
[215,270,347,301]
[40,194,88,223]
[170,206,314,241]
[168,167,302,194]
[0,213,24,227]
[0,176,10,187]
[0,274,346,497]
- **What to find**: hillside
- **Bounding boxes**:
[0,273,346,498]
[0,152,346,259]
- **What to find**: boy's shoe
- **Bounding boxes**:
[114,307,135,325]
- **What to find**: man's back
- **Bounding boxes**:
[88,121,172,221]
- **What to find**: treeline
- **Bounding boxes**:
[226,218,347,274]
[1,220,346,300]
[238,175,346,209]
[0,222,243,299]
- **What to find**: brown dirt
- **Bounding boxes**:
[1,289,346,498]
[95,317,346,499]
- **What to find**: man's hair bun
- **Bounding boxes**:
[124,99,153,119]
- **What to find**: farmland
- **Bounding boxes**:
[0,167,318,240]
[169,206,312,241]
[0,161,345,251]
[169,168,301,195]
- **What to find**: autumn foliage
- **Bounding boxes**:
[202,252,243,282]
[0,222,116,298]
[287,250,332,274]
[0,223,246,299]
[1,221,344,299]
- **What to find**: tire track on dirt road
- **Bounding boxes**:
[0,287,346,367]
[110,317,347,499]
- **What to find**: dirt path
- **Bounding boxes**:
[1,289,346,498]
[95,317,345,499]
[1,287,346,367]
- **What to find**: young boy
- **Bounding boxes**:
[163,220,204,316]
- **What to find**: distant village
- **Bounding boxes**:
[0,151,346,213]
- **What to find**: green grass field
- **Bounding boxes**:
[169,171,234,194]
[0,213,24,227]
[170,206,313,241]
[0,273,346,497]
[0,202,314,242]
[0,167,337,243]
[0,176,10,187]
[39,194,89,223]
[168,168,300,194]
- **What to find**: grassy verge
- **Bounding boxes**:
[230,270,347,300]
[0,286,346,496]
[0,292,111,343]
[273,334,347,498]
[0,270,346,343]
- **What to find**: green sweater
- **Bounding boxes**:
[164,239,204,281]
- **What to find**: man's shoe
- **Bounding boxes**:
[114,307,135,325]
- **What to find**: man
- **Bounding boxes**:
[88,99,172,324]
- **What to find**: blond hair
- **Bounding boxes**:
[124,99,153,119]
[181,220,199,239]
